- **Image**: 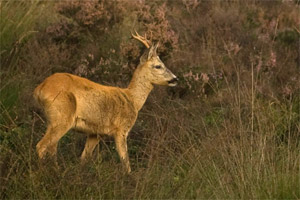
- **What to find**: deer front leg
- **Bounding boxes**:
[114,133,131,173]
[80,134,101,164]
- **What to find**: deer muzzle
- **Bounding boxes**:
[168,77,178,86]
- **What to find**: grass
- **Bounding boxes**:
[0,0,299,199]
[1,93,298,199]
[0,1,52,72]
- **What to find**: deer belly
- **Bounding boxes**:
[73,116,116,136]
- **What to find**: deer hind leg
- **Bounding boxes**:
[36,92,76,161]
[36,122,73,160]
[114,132,131,173]
[80,134,101,164]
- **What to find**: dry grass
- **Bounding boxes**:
[1,0,299,199]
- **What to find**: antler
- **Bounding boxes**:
[131,30,151,49]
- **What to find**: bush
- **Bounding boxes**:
[0,0,299,199]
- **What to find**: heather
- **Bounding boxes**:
[0,1,299,199]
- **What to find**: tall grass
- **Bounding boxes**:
[1,91,299,199]
[0,1,54,129]
[0,1,51,71]
[0,0,299,199]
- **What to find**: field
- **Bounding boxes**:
[0,0,299,199]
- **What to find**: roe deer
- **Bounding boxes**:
[34,32,178,173]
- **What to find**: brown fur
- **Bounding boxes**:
[34,44,177,173]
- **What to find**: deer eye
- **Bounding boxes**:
[154,65,162,69]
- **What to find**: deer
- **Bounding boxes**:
[34,31,178,173]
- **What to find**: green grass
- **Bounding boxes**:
[0,1,53,71]
[0,1,45,50]
[1,96,299,199]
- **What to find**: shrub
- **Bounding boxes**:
[0,0,299,199]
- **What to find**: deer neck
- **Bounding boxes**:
[127,66,153,111]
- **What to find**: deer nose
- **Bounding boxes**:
[168,77,178,86]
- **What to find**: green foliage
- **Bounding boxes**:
[276,29,299,46]
[204,107,225,127]
[245,9,261,30]
[0,81,20,127]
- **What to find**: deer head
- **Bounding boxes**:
[132,31,178,87]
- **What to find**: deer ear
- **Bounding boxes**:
[148,43,159,60]
[140,49,149,64]
[140,43,159,64]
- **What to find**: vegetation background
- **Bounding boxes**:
[0,0,299,199]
